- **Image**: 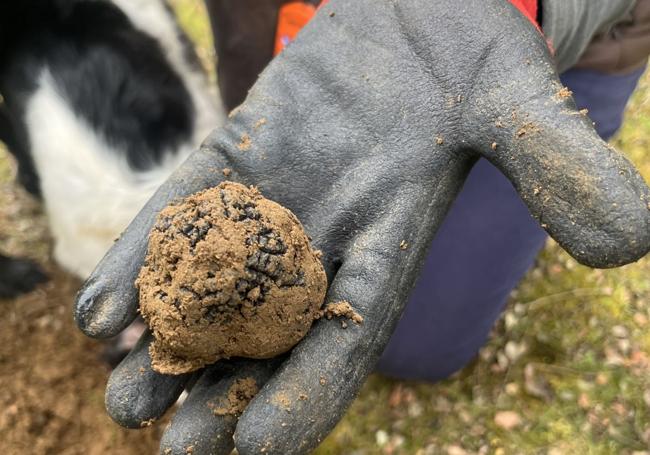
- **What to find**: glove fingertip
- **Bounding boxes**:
[234,391,330,455]
[105,366,187,429]
[105,374,145,429]
[105,333,190,429]
[74,279,137,338]
[235,392,294,455]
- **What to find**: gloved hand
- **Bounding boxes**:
[74,1,650,453]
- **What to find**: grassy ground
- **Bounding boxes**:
[0,2,648,453]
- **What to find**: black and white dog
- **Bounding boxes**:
[0,0,224,297]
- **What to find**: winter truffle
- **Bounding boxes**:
[136,182,327,374]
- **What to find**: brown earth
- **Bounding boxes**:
[0,266,167,455]
[0,153,163,455]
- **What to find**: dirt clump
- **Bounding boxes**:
[137,181,327,375]
[210,377,259,416]
[516,122,540,138]
[238,133,251,151]
[319,300,363,324]
[557,87,573,99]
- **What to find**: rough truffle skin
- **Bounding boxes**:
[136,182,327,375]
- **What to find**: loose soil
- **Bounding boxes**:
[210,377,259,416]
[319,300,363,324]
[0,268,166,455]
[0,150,163,455]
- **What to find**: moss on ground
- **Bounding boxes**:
[0,143,49,261]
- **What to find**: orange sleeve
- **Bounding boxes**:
[274,2,317,56]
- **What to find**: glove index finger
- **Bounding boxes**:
[74,146,231,338]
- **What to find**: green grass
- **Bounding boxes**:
[168,0,216,83]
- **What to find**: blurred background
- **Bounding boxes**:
[0,1,649,453]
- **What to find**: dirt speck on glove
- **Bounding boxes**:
[556,86,573,100]
[210,377,259,416]
[319,300,363,324]
[136,182,327,375]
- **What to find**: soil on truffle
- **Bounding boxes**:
[137,182,327,375]
[209,377,259,416]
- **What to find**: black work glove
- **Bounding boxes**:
[74,1,650,453]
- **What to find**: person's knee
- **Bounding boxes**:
[376,334,488,383]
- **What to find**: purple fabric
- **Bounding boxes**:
[561,67,647,139]
[377,66,646,382]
